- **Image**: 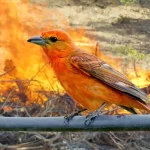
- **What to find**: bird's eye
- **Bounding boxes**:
[48,37,58,42]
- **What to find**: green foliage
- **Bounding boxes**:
[120,0,136,4]
[113,46,147,60]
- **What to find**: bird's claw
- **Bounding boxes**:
[84,112,99,126]
[64,113,75,124]
[64,108,87,124]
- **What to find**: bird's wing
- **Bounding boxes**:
[70,52,148,104]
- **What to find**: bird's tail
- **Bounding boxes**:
[138,101,150,113]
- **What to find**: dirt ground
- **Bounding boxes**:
[1,0,150,150]
[32,0,150,53]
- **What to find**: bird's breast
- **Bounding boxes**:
[50,58,111,110]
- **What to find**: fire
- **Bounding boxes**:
[0,0,149,106]
[128,70,150,88]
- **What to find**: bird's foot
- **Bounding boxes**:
[64,112,77,124]
[84,102,107,126]
[64,108,87,124]
[84,111,99,126]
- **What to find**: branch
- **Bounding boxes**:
[0,66,15,77]
[0,115,150,131]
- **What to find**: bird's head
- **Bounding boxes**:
[27,29,77,58]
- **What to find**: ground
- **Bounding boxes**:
[0,0,150,150]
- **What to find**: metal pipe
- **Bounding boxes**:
[0,115,150,131]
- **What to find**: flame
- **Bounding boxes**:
[128,70,150,88]
[0,0,149,106]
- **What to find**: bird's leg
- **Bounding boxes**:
[64,108,87,124]
[85,102,107,126]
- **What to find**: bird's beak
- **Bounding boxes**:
[27,36,46,46]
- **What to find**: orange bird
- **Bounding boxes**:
[28,29,150,120]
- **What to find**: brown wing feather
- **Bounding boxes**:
[70,51,149,104]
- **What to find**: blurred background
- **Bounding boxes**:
[0,0,150,149]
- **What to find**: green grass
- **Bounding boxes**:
[120,0,136,5]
